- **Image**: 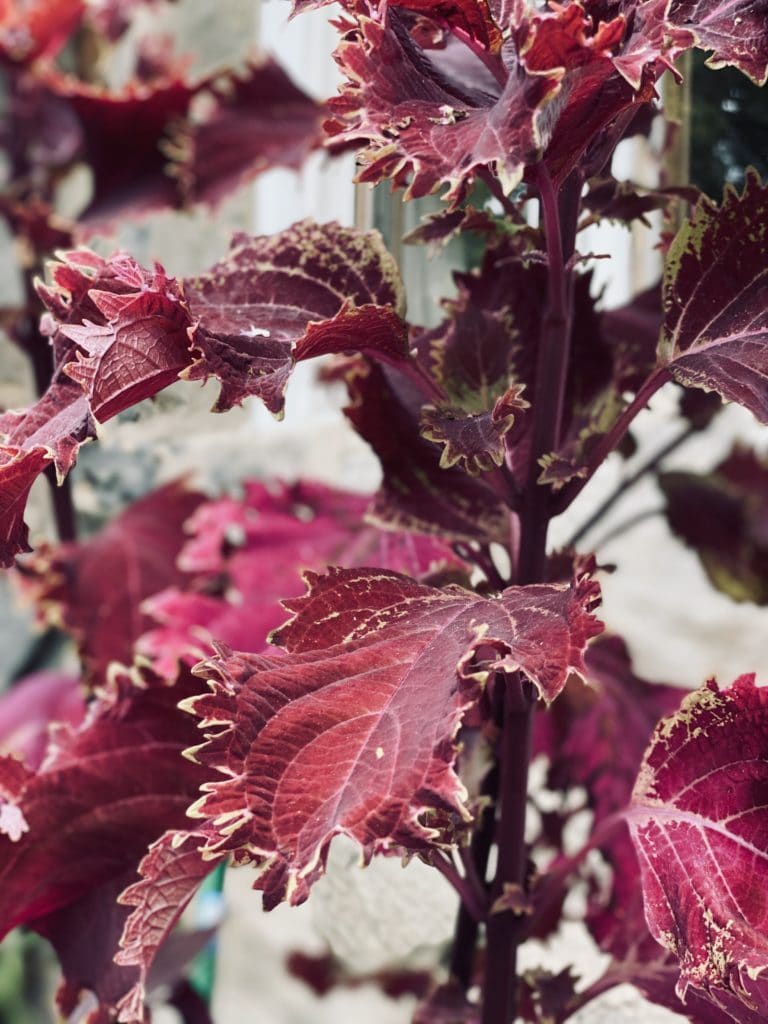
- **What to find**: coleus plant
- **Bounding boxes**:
[0,0,768,1022]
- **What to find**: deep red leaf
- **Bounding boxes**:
[323,0,691,201]
[114,830,213,1024]
[186,565,601,908]
[659,170,768,420]
[18,481,204,684]
[629,675,768,1020]
[667,0,768,85]
[171,59,324,207]
[341,359,511,542]
[183,220,408,413]
[0,376,96,566]
[0,665,210,1020]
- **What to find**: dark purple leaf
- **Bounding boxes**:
[667,0,768,84]
[659,170,768,420]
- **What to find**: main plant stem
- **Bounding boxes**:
[480,167,581,1023]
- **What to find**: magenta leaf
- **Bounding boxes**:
[0,671,84,770]
[667,0,768,85]
[661,445,768,604]
[138,478,465,674]
[659,170,768,421]
[629,675,768,1020]
[186,566,601,908]
[0,0,84,63]
[18,481,204,683]
[0,665,210,1020]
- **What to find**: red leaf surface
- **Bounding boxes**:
[0,671,84,770]
[41,220,407,418]
[19,481,204,683]
[0,665,210,1020]
[0,375,96,566]
[667,0,768,84]
[182,220,408,413]
[629,675,768,1020]
[186,566,601,907]
[114,830,213,1023]
[138,479,465,674]
[322,0,690,201]
[659,171,768,421]
[0,0,84,63]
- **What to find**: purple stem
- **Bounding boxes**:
[430,851,488,923]
[553,367,672,516]
[481,167,582,1024]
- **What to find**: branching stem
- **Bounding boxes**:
[564,422,696,548]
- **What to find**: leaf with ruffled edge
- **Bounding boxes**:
[659,170,768,421]
[629,675,768,1021]
[114,830,214,1024]
[322,0,691,202]
[183,219,408,414]
[667,0,768,85]
[184,565,601,908]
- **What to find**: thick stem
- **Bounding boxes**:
[564,422,696,548]
[481,677,535,1024]
[449,765,498,990]
[480,167,581,1024]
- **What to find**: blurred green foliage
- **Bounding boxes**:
[691,51,768,198]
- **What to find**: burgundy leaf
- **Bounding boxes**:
[667,0,768,85]
[659,170,768,420]
[59,261,193,422]
[0,375,96,566]
[602,282,662,393]
[138,478,465,674]
[629,675,768,1019]
[420,383,529,474]
[0,671,84,770]
[323,0,690,202]
[18,481,205,683]
[171,58,324,207]
[186,566,601,907]
[341,359,511,542]
[183,220,408,413]
[661,445,768,604]
[0,665,210,1020]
